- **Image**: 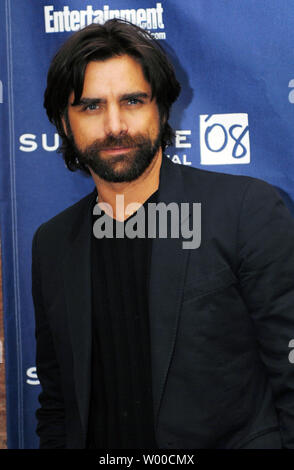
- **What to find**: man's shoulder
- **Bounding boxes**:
[177,160,263,188]
[172,159,276,201]
[33,188,96,245]
[163,159,290,224]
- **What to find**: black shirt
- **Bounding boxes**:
[87,191,158,449]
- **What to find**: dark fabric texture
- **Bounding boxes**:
[32,156,294,448]
[87,191,158,449]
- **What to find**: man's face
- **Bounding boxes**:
[64,55,163,182]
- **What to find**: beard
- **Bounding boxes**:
[65,123,163,183]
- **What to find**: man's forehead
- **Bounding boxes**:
[69,56,152,101]
[85,55,148,85]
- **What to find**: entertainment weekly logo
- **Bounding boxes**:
[44,3,166,39]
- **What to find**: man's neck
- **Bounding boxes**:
[90,150,162,221]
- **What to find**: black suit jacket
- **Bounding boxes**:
[32,156,294,448]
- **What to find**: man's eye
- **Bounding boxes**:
[84,103,99,111]
[127,98,141,105]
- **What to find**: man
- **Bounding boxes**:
[32,19,294,449]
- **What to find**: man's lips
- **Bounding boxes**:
[100,146,134,155]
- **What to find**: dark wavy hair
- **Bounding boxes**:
[44,19,181,175]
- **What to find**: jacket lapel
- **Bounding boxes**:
[149,157,191,426]
[62,189,97,439]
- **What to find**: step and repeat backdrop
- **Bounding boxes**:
[1,0,294,448]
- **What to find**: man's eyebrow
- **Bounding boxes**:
[119,92,150,101]
[71,97,104,107]
[71,92,151,107]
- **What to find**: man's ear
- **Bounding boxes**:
[61,114,68,137]
[159,109,168,127]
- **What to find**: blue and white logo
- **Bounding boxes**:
[199,113,250,165]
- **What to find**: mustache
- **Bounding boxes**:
[86,133,149,151]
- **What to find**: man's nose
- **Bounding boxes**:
[104,105,128,136]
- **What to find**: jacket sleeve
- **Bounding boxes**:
[237,179,294,448]
[32,225,66,448]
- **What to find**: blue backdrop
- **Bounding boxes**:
[1,0,294,448]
